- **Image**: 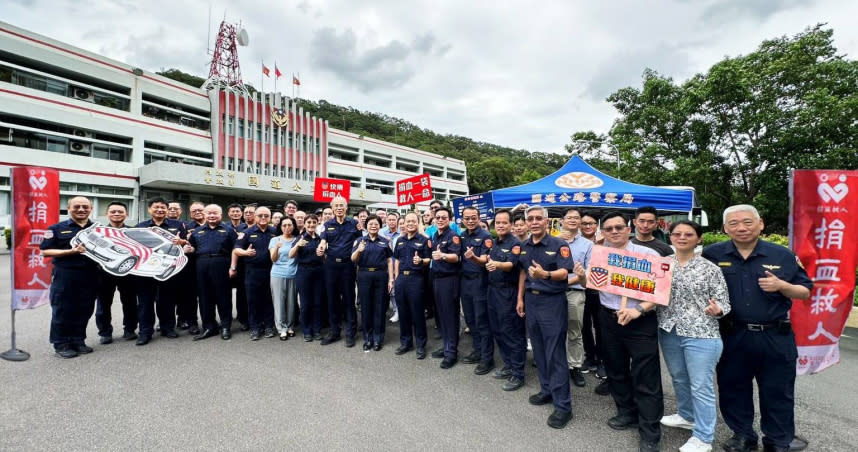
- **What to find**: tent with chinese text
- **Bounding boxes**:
[452,156,699,220]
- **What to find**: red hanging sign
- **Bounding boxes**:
[790,170,858,374]
[313,177,351,203]
[395,173,433,206]
[11,167,59,310]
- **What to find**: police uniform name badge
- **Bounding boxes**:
[70,224,188,281]
[586,245,675,306]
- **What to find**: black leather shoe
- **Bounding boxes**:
[595,379,610,395]
[493,367,512,380]
[762,445,788,452]
[461,350,480,364]
[639,440,660,452]
[547,410,573,429]
[122,330,137,340]
[177,321,191,330]
[502,376,524,391]
[250,331,261,341]
[431,348,444,359]
[363,342,372,351]
[345,336,356,348]
[193,328,218,341]
[395,345,413,355]
[440,357,457,369]
[723,434,759,452]
[239,323,250,332]
[55,347,78,359]
[474,361,495,375]
[99,336,113,345]
[373,343,382,351]
[528,392,553,406]
[416,347,426,359]
[607,415,638,430]
[161,329,179,339]
[320,335,341,346]
[136,336,151,346]
[570,367,586,387]
[221,328,232,340]
[789,436,808,452]
[73,344,94,354]
[188,326,201,336]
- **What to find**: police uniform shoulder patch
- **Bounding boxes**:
[511,245,521,255]
[560,246,570,258]
[452,236,460,245]
[484,239,493,248]
[44,229,54,239]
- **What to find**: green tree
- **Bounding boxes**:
[467,157,517,193]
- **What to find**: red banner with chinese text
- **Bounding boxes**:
[790,170,858,375]
[396,173,433,206]
[313,177,350,203]
[11,167,59,310]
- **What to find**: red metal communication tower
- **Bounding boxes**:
[203,21,249,95]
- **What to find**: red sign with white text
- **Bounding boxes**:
[586,245,675,305]
[790,170,858,375]
[313,177,351,203]
[396,173,433,206]
[11,167,59,310]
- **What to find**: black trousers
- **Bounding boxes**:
[49,268,98,348]
[175,257,199,326]
[95,272,137,336]
[197,256,232,330]
[600,308,663,443]
[582,288,603,363]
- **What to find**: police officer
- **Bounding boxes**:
[227,203,251,331]
[516,206,574,429]
[429,207,462,369]
[169,200,200,335]
[558,207,593,388]
[134,197,188,346]
[459,206,494,375]
[232,206,277,340]
[290,214,325,341]
[703,205,812,452]
[318,196,362,347]
[485,209,526,391]
[393,212,431,359]
[94,201,138,344]
[351,215,394,351]
[185,204,237,340]
[593,211,663,452]
[40,196,100,358]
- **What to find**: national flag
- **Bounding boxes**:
[262,63,271,77]
[274,65,282,78]
[292,75,301,86]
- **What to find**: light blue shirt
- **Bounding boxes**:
[566,233,593,290]
[269,236,298,278]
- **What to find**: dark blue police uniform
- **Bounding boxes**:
[295,231,325,339]
[134,218,187,340]
[431,227,462,361]
[487,234,526,380]
[40,219,99,352]
[189,223,237,333]
[228,221,249,328]
[393,233,431,352]
[94,223,137,340]
[460,227,493,365]
[176,219,202,333]
[321,217,362,342]
[519,234,574,415]
[703,240,812,449]
[235,224,276,334]
[353,234,392,348]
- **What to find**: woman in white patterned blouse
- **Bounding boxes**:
[657,220,731,452]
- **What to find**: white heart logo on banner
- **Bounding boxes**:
[29,171,48,190]
[817,182,848,203]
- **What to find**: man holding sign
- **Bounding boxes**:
[591,211,663,452]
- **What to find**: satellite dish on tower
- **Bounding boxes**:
[237,28,249,46]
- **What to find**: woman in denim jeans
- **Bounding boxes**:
[269,216,299,340]
[657,220,731,452]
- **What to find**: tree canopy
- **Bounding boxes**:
[567,25,858,232]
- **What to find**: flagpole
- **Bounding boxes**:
[274,61,277,94]
[260,59,264,94]
[2,169,30,362]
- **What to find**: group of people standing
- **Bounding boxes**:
[40,194,810,452]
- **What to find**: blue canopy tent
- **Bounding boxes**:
[452,156,699,220]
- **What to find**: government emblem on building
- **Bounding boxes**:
[271,108,289,128]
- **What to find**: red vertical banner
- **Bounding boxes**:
[11,167,60,310]
[790,170,858,374]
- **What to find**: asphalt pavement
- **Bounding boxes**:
[0,253,855,451]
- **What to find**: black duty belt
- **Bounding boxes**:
[566,287,585,292]
[735,320,783,332]
[330,257,349,263]
[526,289,562,296]
[359,267,381,272]
[400,270,424,276]
[462,273,482,280]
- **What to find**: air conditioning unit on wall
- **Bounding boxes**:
[69,141,92,155]
[73,88,95,102]
[73,129,93,138]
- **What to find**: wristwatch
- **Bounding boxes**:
[543,271,551,280]
[635,305,646,315]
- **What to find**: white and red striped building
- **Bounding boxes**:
[0,21,468,225]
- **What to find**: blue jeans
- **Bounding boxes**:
[659,328,722,443]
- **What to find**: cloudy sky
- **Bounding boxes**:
[6,0,857,154]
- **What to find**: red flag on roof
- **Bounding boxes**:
[262,63,270,77]
[292,75,301,86]
[274,65,282,78]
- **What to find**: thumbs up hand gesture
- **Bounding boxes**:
[412,251,422,265]
[431,244,443,261]
[357,240,366,253]
[486,256,498,272]
[296,237,308,247]
[758,270,784,293]
[528,260,546,279]
[704,298,723,317]
[246,244,256,257]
